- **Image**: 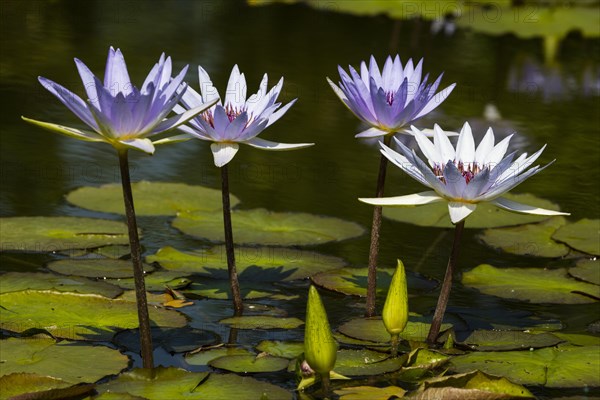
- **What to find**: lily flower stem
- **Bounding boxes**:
[321,373,331,395]
[117,149,154,369]
[220,164,243,316]
[426,220,465,344]
[366,134,392,317]
[390,334,400,358]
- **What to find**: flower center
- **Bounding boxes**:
[386,91,394,106]
[433,161,482,184]
[225,103,245,122]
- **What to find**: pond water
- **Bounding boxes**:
[1,1,599,399]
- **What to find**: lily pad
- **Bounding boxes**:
[256,340,304,359]
[478,217,570,258]
[0,337,128,384]
[337,317,452,343]
[219,316,304,330]
[209,354,289,373]
[0,217,129,252]
[146,245,346,281]
[334,349,404,376]
[569,259,600,285]
[47,258,155,279]
[311,267,437,297]
[185,347,253,367]
[383,193,561,229]
[462,264,600,304]
[413,371,535,399]
[334,385,406,400]
[113,327,220,354]
[96,367,292,400]
[94,245,131,259]
[450,345,600,388]
[172,208,364,246]
[0,373,71,400]
[461,330,564,351]
[553,219,600,255]
[111,271,191,291]
[66,181,238,216]
[397,348,450,382]
[183,280,274,300]
[0,290,186,341]
[0,272,122,298]
[553,333,600,347]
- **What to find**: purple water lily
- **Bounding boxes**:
[174,64,313,167]
[23,47,216,154]
[327,55,456,138]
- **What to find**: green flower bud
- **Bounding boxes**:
[304,285,337,375]
[383,260,409,336]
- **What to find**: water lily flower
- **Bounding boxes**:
[174,64,314,167]
[360,122,569,224]
[23,47,216,154]
[327,55,456,138]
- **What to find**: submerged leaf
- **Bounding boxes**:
[553,219,600,255]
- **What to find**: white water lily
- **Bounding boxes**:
[359,122,569,224]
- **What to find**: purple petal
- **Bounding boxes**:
[38,76,98,131]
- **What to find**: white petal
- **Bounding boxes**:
[475,127,495,166]
[491,197,569,216]
[455,122,475,165]
[433,124,456,164]
[448,202,477,224]
[266,98,297,128]
[485,133,513,166]
[198,66,220,102]
[224,65,244,108]
[355,127,387,138]
[359,191,443,206]
[153,133,193,145]
[327,77,348,102]
[245,137,313,150]
[412,126,441,167]
[120,138,155,154]
[211,142,240,167]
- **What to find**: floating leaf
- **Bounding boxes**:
[0,217,129,252]
[111,271,191,291]
[461,330,564,351]
[185,347,253,367]
[450,345,600,388]
[311,267,437,297]
[478,217,570,257]
[553,333,600,347]
[334,385,406,400]
[113,327,219,354]
[553,219,600,255]
[398,348,451,382]
[0,337,128,384]
[94,245,131,259]
[337,317,452,343]
[569,259,600,285]
[209,354,289,373]
[0,290,186,341]
[0,272,122,298]
[0,373,71,400]
[462,264,600,304]
[47,258,155,279]
[147,246,346,281]
[66,181,239,216]
[333,349,404,376]
[219,316,304,330]
[256,340,304,359]
[413,370,535,399]
[183,280,274,300]
[172,208,364,246]
[383,193,561,228]
[95,367,292,400]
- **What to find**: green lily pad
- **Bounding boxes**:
[334,349,404,376]
[172,208,364,246]
[311,267,437,297]
[0,272,122,298]
[146,245,346,281]
[0,290,186,341]
[185,347,253,367]
[219,316,304,330]
[209,354,289,373]
[94,245,131,259]
[66,181,238,216]
[0,217,129,252]
[413,371,535,399]
[95,367,292,400]
[553,219,600,255]
[47,258,155,279]
[256,340,304,359]
[553,333,600,347]
[450,345,600,388]
[478,217,570,258]
[183,280,274,300]
[0,373,71,400]
[337,317,452,343]
[111,271,191,292]
[461,330,564,351]
[569,259,600,285]
[397,348,450,382]
[113,327,220,354]
[462,264,600,304]
[334,385,406,400]
[383,193,561,229]
[0,337,128,384]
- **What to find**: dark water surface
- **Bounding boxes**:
[1,1,599,398]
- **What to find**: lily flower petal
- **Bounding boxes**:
[359,191,443,206]
[491,197,570,216]
[211,143,240,167]
[355,127,388,138]
[448,202,477,224]
[21,117,104,142]
[245,137,314,150]
[120,138,155,155]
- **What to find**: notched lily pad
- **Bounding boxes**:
[66,181,239,216]
[111,271,191,292]
[0,217,129,252]
[0,272,123,298]
[48,258,155,279]
[334,349,404,376]
[255,340,304,359]
[337,317,452,343]
[219,316,304,330]
[479,217,570,258]
[569,259,600,285]
[0,290,186,341]
[383,193,561,228]
[462,264,600,304]
[113,327,219,354]
[553,219,600,255]
[147,245,346,281]
[311,267,437,296]
[209,354,289,373]
[183,280,274,300]
[461,330,564,351]
[172,208,364,246]
[334,385,406,400]
[185,347,253,367]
